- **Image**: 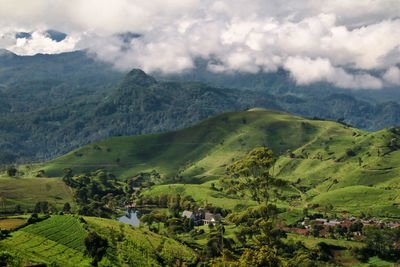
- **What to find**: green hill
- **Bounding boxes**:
[37,109,319,180]
[0,176,74,212]
[32,109,400,216]
[0,215,196,266]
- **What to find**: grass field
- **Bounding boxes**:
[142,181,257,210]
[35,109,319,179]
[0,176,74,212]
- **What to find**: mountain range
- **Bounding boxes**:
[1,50,400,164]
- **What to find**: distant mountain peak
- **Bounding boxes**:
[0,49,16,57]
[123,69,157,87]
[45,30,67,42]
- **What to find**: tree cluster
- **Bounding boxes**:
[63,169,128,218]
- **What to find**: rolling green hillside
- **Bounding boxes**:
[33,108,400,216]
[38,108,319,179]
[0,176,74,212]
[0,215,196,266]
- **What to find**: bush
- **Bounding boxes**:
[6,166,17,177]
[346,148,356,156]
[83,232,108,265]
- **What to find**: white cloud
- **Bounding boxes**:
[284,56,382,89]
[8,31,79,55]
[0,0,400,89]
[383,66,400,85]
[284,57,334,84]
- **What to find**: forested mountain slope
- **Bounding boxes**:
[1,51,400,164]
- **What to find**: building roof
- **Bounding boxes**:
[204,212,223,221]
[182,210,194,219]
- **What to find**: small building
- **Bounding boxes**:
[181,208,223,226]
[203,212,223,226]
[182,210,195,220]
[325,219,341,227]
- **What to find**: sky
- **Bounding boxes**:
[0,0,400,89]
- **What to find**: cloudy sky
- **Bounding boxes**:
[1,0,400,89]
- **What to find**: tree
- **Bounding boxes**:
[225,147,287,246]
[83,232,108,266]
[349,221,363,233]
[6,166,17,177]
[27,213,39,224]
[0,251,19,266]
[140,211,167,232]
[0,193,6,213]
[238,246,281,267]
[34,201,49,213]
[226,147,286,205]
[167,194,181,216]
[63,202,71,213]
[335,225,347,238]
[14,204,22,213]
[311,223,323,237]
[206,224,232,257]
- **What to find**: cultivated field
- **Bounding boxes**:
[0,218,26,230]
[1,215,91,266]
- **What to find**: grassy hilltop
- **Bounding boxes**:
[38,108,328,179]
[27,108,400,217]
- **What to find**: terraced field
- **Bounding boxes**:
[22,215,87,250]
[0,215,91,266]
[0,215,196,266]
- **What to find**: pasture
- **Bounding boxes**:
[0,176,74,212]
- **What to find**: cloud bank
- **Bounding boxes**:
[1,0,400,89]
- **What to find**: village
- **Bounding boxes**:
[279,216,400,240]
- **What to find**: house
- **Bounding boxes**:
[324,219,341,227]
[182,210,195,220]
[181,208,224,226]
[203,212,223,226]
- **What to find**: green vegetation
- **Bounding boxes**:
[0,176,74,212]
[84,216,197,266]
[22,215,87,250]
[63,169,128,217]
[0,215,91,266]
[0,214,196,266]
[1,52,400,166]
[35,109,400,217]
[1,106,400,265]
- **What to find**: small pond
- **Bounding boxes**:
[116,208,148,226]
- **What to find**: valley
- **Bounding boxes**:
[1,108,400,266]
[2,1,400,266]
